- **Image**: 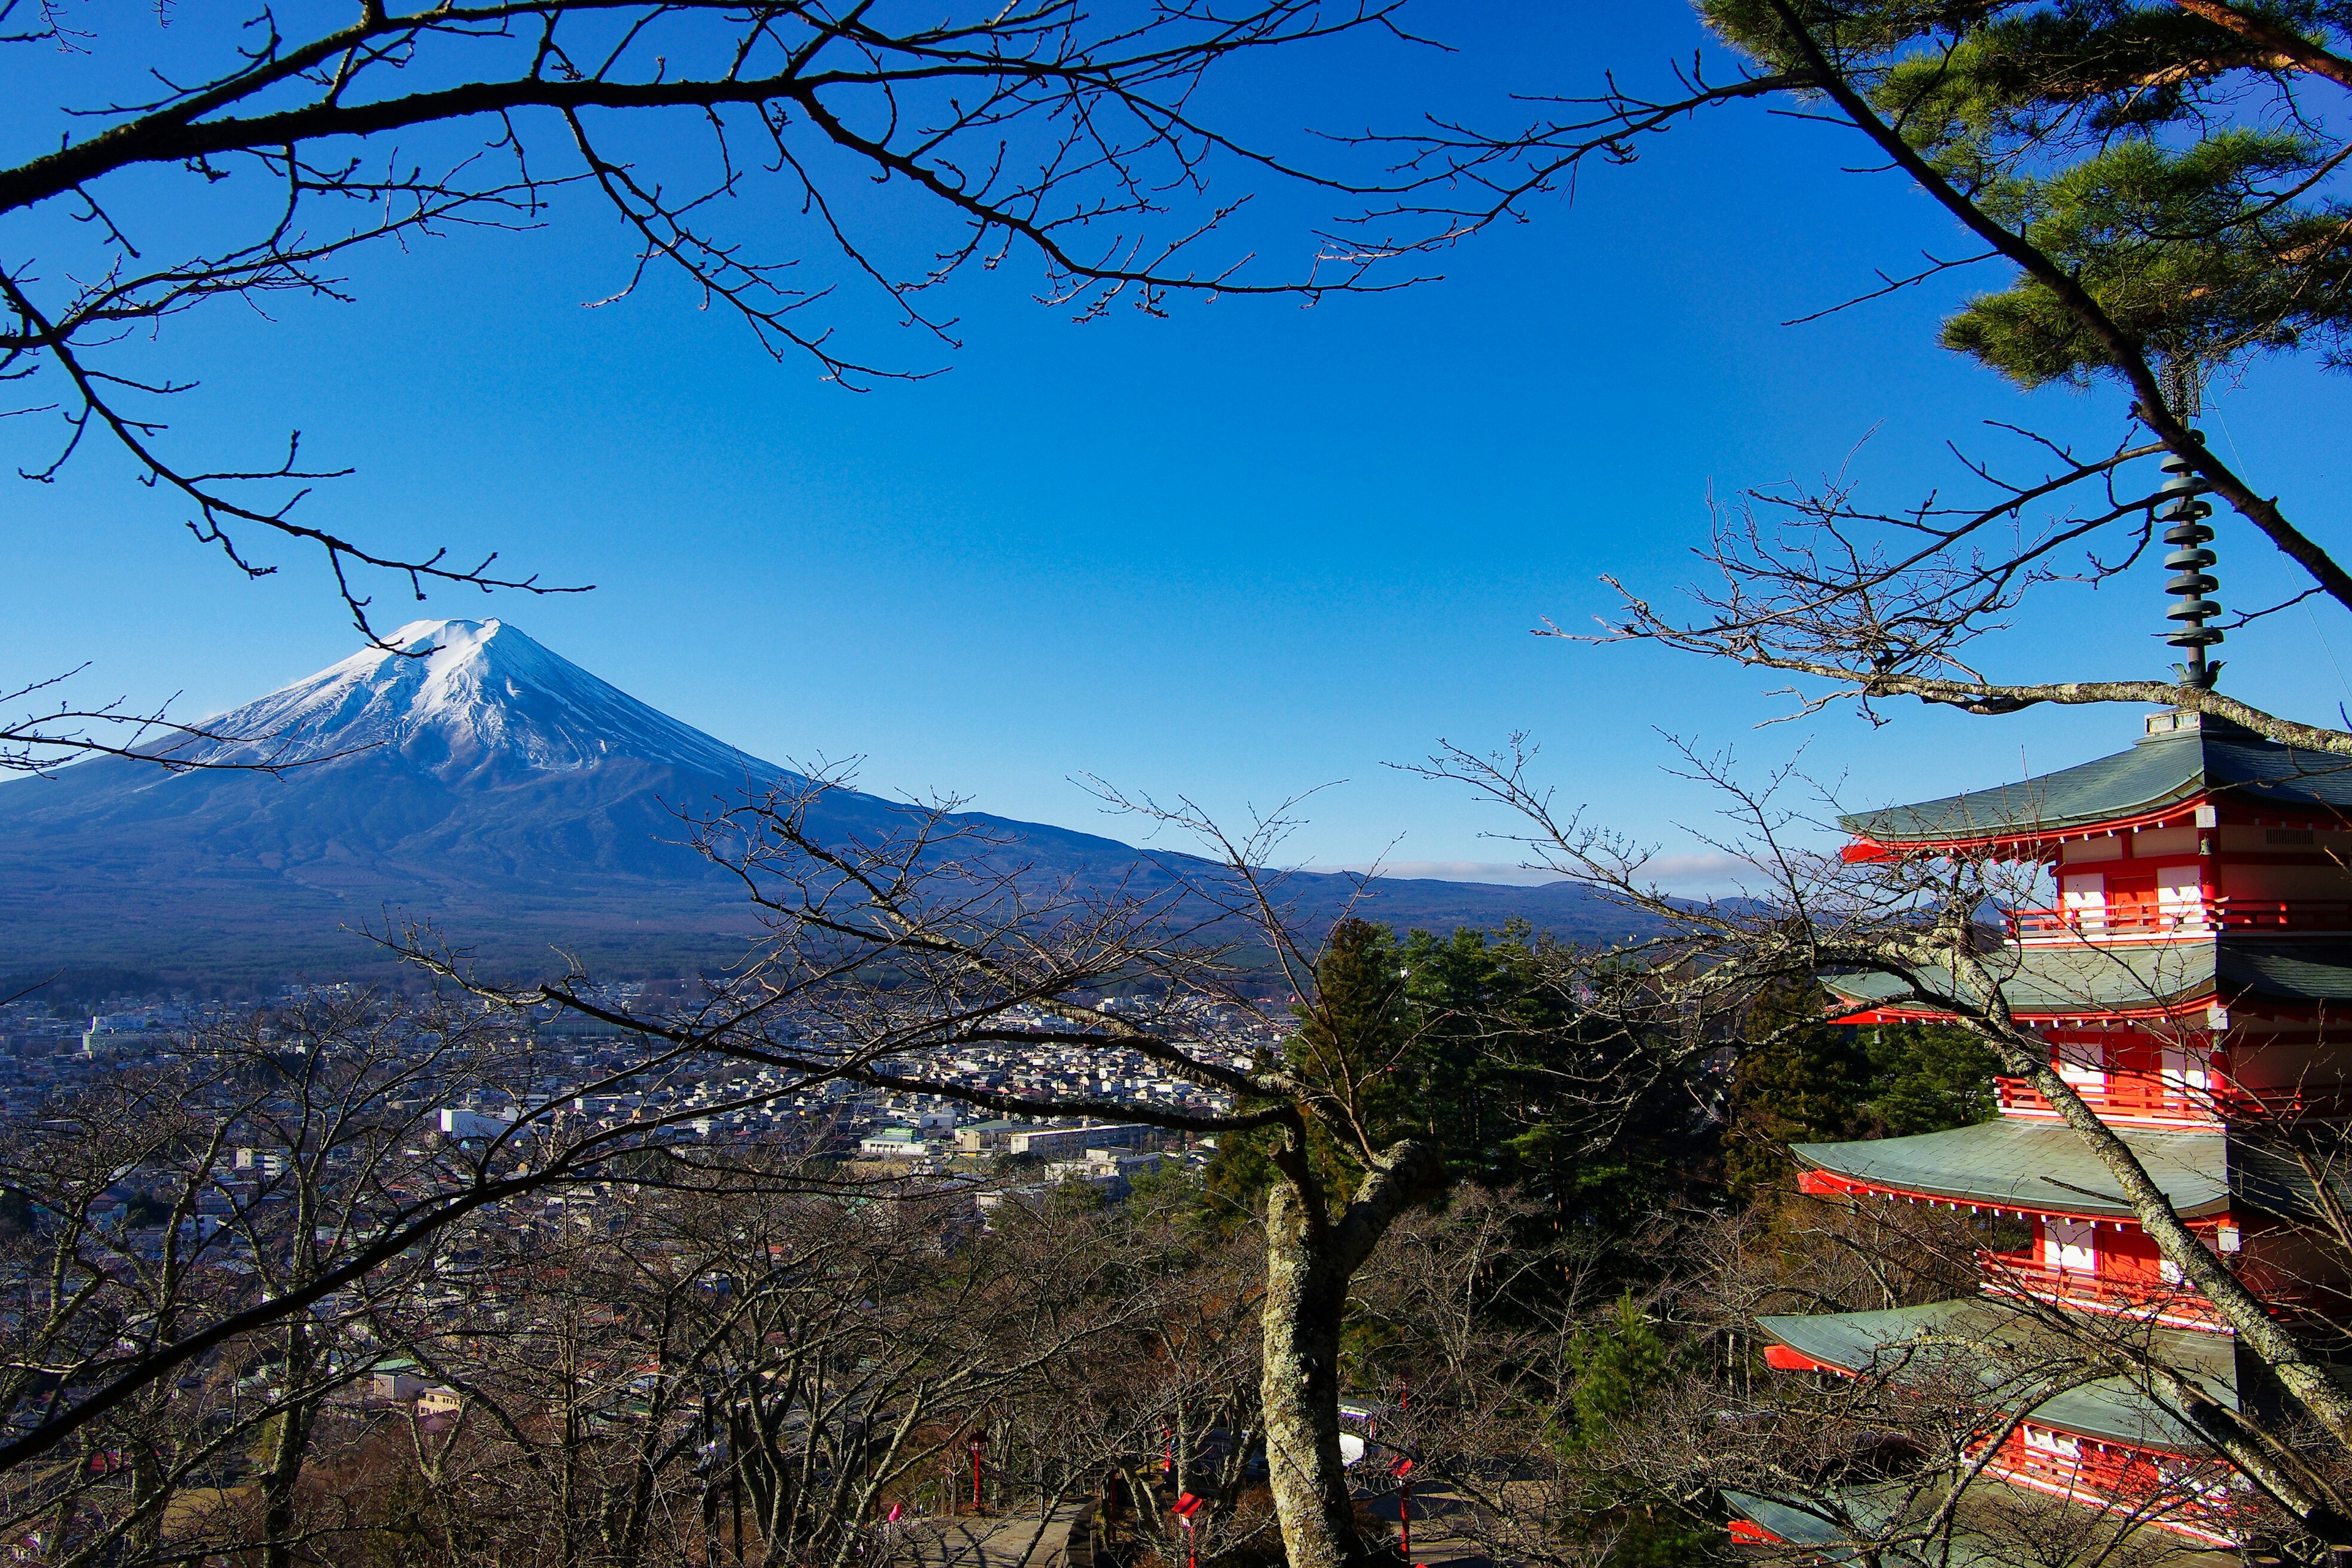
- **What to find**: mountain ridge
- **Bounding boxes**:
[0,620,1646,978]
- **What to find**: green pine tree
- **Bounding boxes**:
[1724,988,2001,1205]
[1702,2,2352,394]
[1551,1296,1732,1567]
[1722,982,1874,1204]
[1199,918,1410,1226]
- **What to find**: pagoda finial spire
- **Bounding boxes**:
[2158,434,2222,690]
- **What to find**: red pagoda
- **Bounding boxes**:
[1723,701,2352,1551]
[1721,447,2352,1552]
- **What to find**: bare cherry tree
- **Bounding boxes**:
[350,1159,1182,1568]
[391,768,1665,1568]
[0,980,894,1520]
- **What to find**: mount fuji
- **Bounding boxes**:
[0,620,1640,979]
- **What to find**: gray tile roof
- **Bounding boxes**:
[1841,723,2352,845]
[1722,1483,2063,1567]
[1720,1490,1875,1556]
[1754,1297,2234,1450]
[1792,1119,2231,1218]
[1722,1485,2010,1565]
[1823,936,2352,1013]
[1796,1118,2352,1232]
[2217,942,2352,1001]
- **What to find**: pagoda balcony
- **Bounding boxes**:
[1996,1073,2340,1128]
[2011,897,2352,943]
[1975,1251,2226,1330]
[1981,1431,2237,1546]
[1995,1072,2215,1128]
[1977,1248,2335,1329]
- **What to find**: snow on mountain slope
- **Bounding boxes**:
[0,619,1646,976]
[167,619,782,785]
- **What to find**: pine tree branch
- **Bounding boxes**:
[2165,0,2352,92]
[1760,0,2352,620]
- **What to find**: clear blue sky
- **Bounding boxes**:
[10,4,2352,890]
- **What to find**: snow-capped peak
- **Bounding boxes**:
[174,619,780,782]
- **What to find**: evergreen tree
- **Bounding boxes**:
[1396,925,1721,1249]
[1722,982,1875,1205]
[1864,1020,2003,1136]
[1702,2,2352,396]
[1724,986,2002,1204]
[1205,922,1719,1272]
[1551,1297,1732,1568]
[1200,918,1411,1226]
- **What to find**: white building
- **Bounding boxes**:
[858,1126,925,1159]
[440,1107,515,1141]
[1006,1123,1152,1161]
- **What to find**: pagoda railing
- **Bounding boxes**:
[1977,1251,2227,1327]
[1978,1250,2336,1325]
[1981,1433,2239,1544]
[1996,1074,2214,1127]
[2011,898,2352,940]
[1997,1074,2335,1126]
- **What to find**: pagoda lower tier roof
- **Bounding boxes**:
[1797,1118,2350,1226]
[1800,1119,2214,1219]
[1755,1297,2233,1452]
[1839,716,2352,850]
[1824,935,2352,1019]
[1723,1485,2008,1566]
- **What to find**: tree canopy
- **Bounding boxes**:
[1703,1,2352,399]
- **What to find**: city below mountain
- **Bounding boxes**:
[0,620,1647,981]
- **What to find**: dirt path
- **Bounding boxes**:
[886,1499,1088,1568]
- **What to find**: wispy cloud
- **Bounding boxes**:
[1332,860,1566,887]
[1636,851,1758,893]
[1329,851,1758,895]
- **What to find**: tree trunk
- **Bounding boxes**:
[1258,1139,1444,1568]
[1261,1174,1362,1568]
[261,1394,317,1568]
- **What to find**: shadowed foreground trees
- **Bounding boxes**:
[0,991,1286,1568]
[0,991,845,1564]
[391,778,1710,1568]
[0,925,2239,1568]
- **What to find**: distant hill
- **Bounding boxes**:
[0,620,1650,981]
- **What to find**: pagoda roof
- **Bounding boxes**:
[1793,1119,2230,1219]
[1724,1485,2223,1561]
[1722,1490,1883,1561]
[1823,935,2352,1019]
[1839,715,2352,850]
[1795,1118,2350,1226]
[1722,1486,2007,1566]
[1754,1297,2232,1451]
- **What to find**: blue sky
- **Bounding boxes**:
[9,4,2352,889]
